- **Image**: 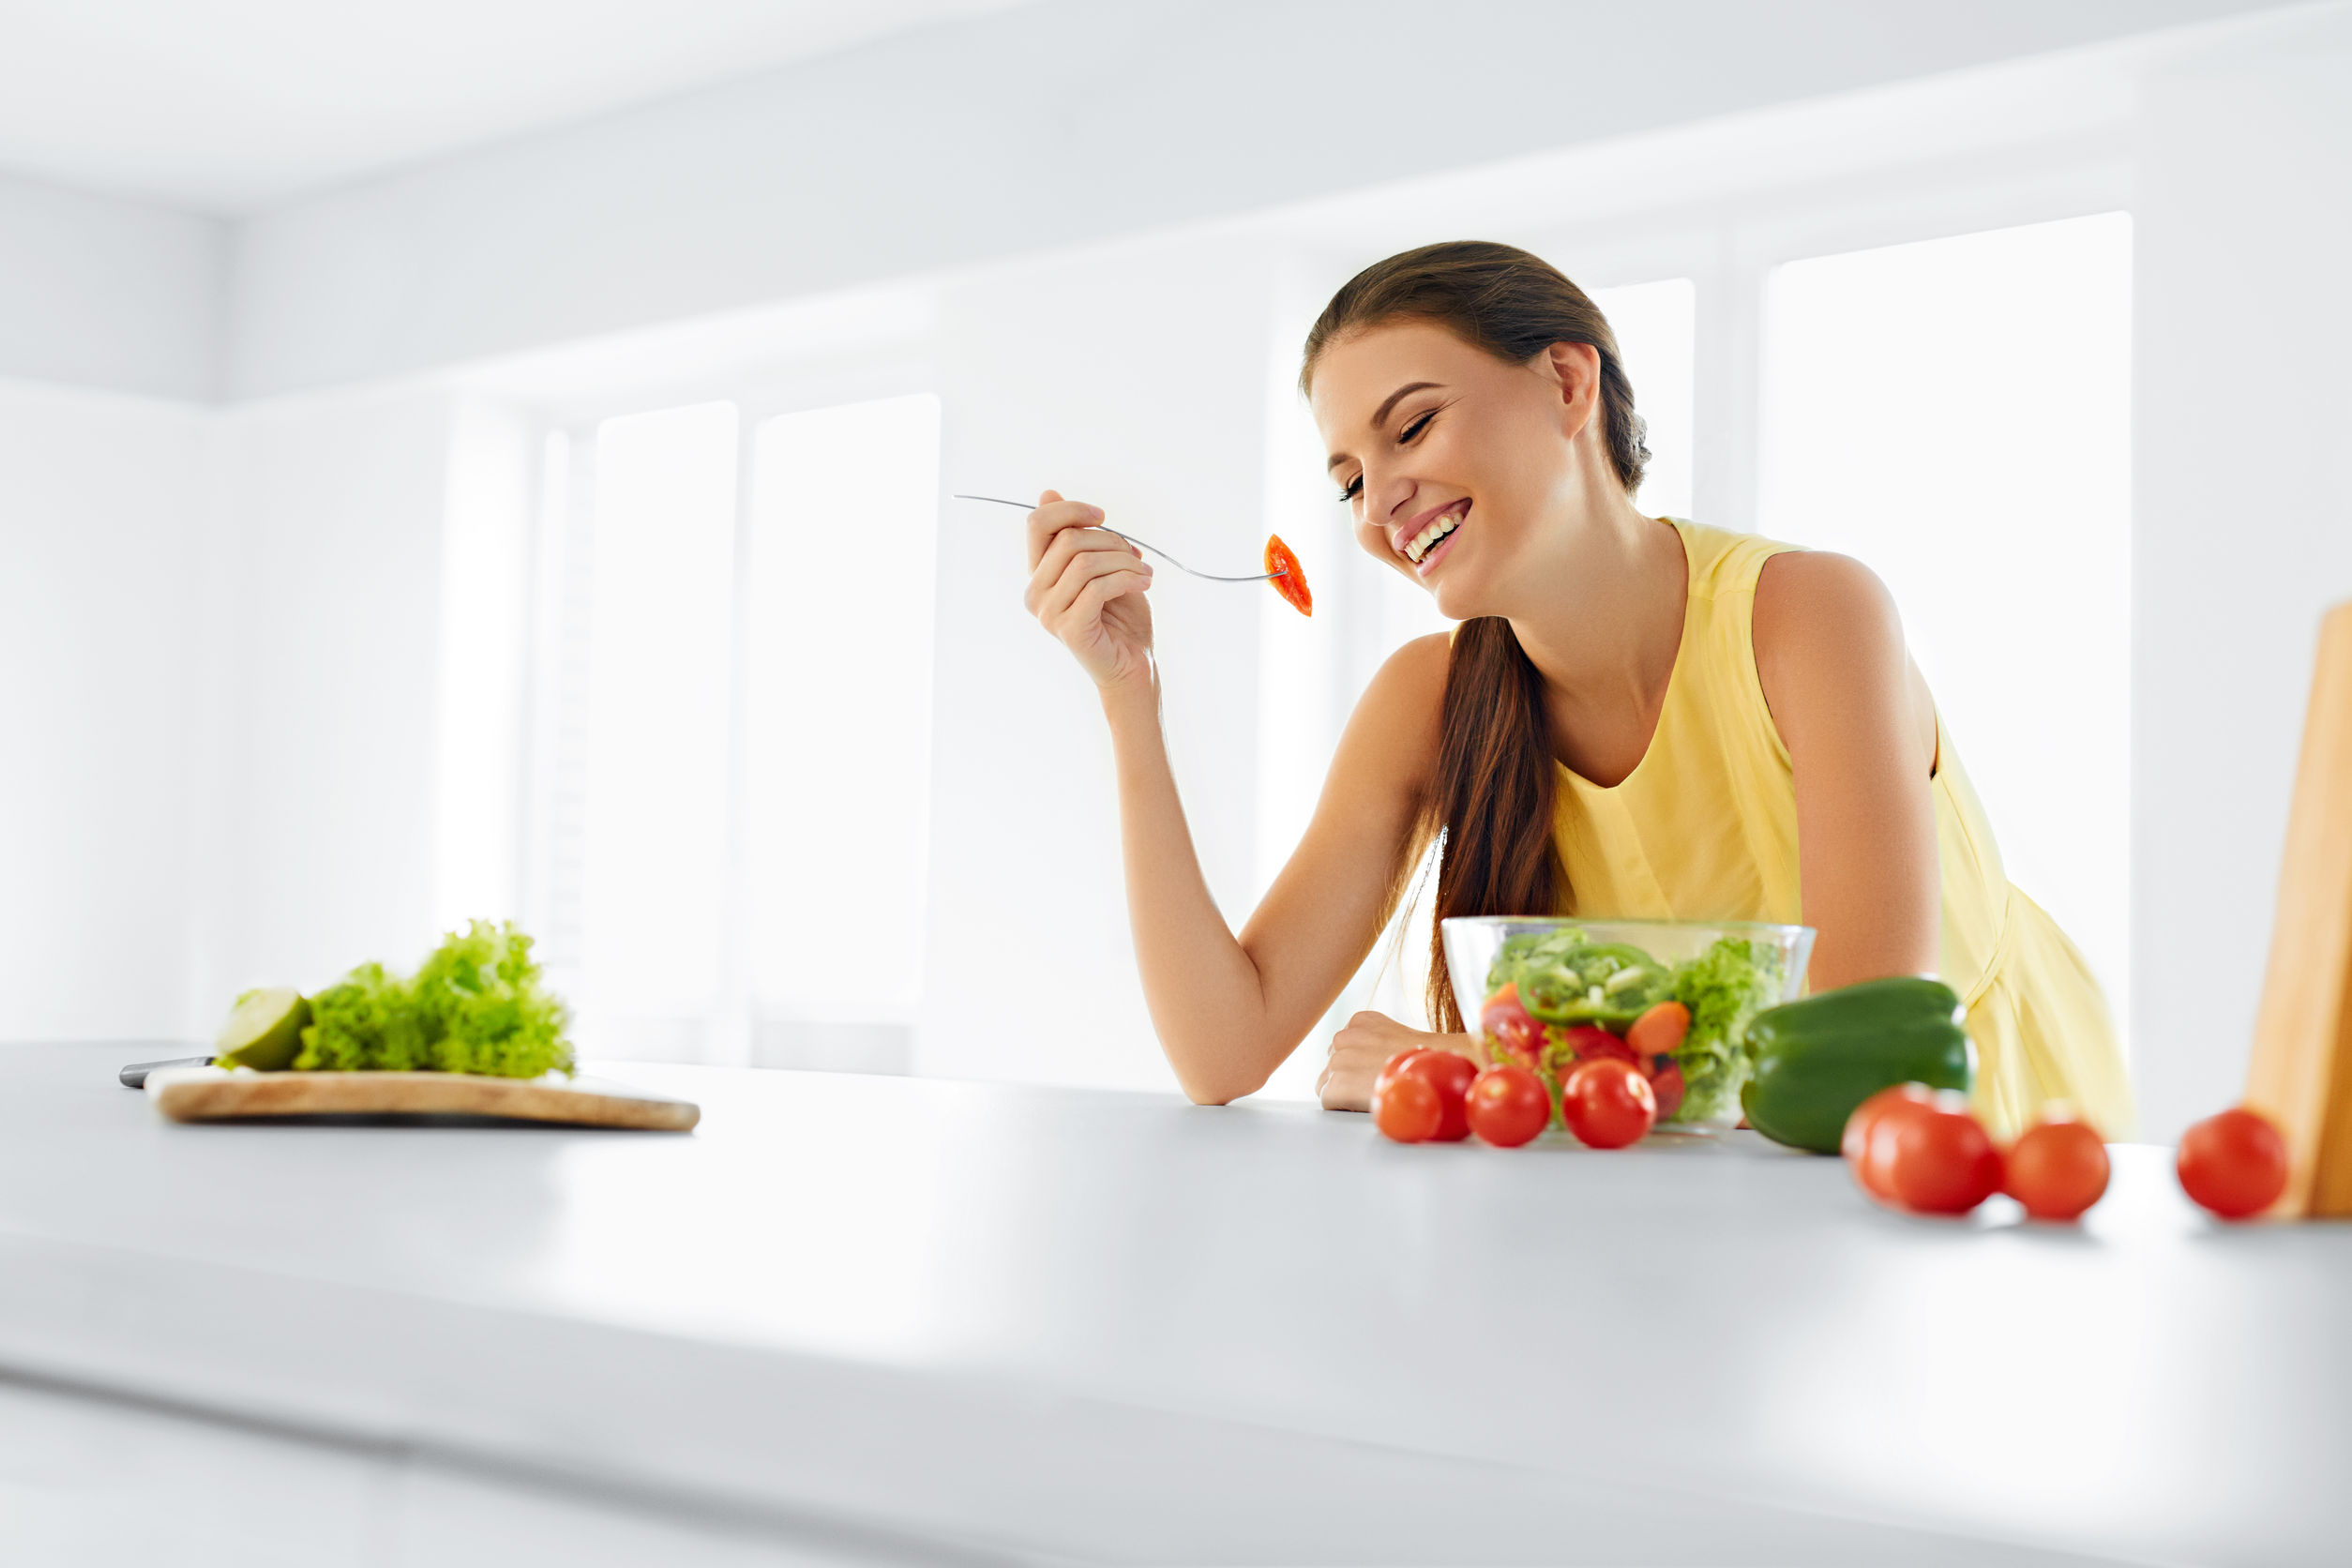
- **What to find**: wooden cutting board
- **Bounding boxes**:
[146,1066,700,1131]
[2244,599,2352,1215]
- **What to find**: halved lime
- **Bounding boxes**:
[214,987,312,1071]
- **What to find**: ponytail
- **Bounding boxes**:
[1422,618,1562,1032]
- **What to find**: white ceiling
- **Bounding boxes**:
[0,0,1036,213]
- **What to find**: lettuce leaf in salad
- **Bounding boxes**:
[1662,936,1784,1123]
[294,921,574,1078]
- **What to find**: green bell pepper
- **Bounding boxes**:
[1740,976,1974,1153]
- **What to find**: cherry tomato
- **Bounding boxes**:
[1560,1058,1657,1150]
[1844,1084,1937,1200]
[1647,1063,1685,1122]
[1390,1048,1477,1142]
[1560,1025,1638,1069]
[1466,1064,1550,1148]
[2178,1107,2289,1220]
[1890,1104,2004,1214]
[2004,1113,2110,1221]
[1626,1001,1691,1058]
[1372,1074,1442,1143]
[1375,1048,1432,1094]
[1480,988,1545,1068]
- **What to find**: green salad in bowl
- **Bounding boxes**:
[1440,918,1814,1126]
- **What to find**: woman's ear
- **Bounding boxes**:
[1539,340,1603,439]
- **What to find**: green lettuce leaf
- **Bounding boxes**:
[1663,936,1783,1123]
[294,921,573,1078]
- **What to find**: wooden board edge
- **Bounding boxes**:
[2242,601,2352,1217]
[148,1069,700,1131]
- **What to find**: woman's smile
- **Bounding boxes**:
[1396,497,1469,573]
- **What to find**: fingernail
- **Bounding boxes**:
[1088,506,1105,520]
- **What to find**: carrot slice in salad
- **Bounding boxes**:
[1265,535,1311,616]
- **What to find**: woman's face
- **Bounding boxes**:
[1309,319,1604,621]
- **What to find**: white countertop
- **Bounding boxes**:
[3,1041,2345,1564]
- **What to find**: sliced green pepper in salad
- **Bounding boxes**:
[1483,927,1784,1123]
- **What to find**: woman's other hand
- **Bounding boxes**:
[1318,1011,1466,1111]
[1024,489,1154,691]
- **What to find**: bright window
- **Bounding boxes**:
[527,394,942,1066]
[1758,212,2133,1033]
[580,401,740,1042]
[1595,277,1696,522]
[741,395,941,1069]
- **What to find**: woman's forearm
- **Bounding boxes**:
[1100,679,1281,1103]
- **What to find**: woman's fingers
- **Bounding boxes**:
[1019,488,1158,690]
[1025,489,1113,570]
[1024,535,1148,617]
[1320,1011,1427,1112]
[1038,550,1151,630]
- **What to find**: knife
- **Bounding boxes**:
[119,1056,214,1089]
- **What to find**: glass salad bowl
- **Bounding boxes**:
[1440,917,1816,1127]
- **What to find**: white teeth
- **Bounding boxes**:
[1404,509,1462,564]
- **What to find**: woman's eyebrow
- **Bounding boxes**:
[1325,380,1443,472]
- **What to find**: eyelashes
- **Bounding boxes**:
[1335,408,1440,504]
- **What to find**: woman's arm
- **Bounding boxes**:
[1026,493,1447,1104]
[1751,551,1941,991]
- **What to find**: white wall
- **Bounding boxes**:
[185,387,455,1018]
[220,0,2284,400]
[0,170,223,400]
[0,379,209,1038]
[2132,7,2352,1138]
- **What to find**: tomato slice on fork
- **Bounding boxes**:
[1265,535,1312,616]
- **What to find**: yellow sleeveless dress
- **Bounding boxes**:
[1546,519,2135,1138]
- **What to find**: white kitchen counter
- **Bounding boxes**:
[1,1041,2344,1565]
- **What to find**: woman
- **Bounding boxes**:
[1020,240,2133,1138]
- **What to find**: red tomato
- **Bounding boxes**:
[1376,1048,1444,1097]
[1264,534,1311,616]
[1647,1063,1685,1122]
[1560,1059,1657,1150]
[1560,1025,1638,1069]
[2178,1107,2289,1220]
[2004,1114,2110,1221]
[1465,1065,1550,1148]
[1372,1074,1441,1143]
[1890,1105,2004,1214]
[1481,988,1545,1069]
[1626,1001,1691,1058]
[1391,1048,1477,1142]
[1844,1084,1937,1200]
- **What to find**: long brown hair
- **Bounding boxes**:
[1301,241,1650,1033]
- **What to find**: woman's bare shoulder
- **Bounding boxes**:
[1754,550,1900,636]
[1752,550,1935,766]
[1361,631,1452,721]
[1330,632,1451,796]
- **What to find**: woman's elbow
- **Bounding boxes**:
[1171,1052,1272,1107]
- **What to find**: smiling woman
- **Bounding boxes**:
[1020,240,2132,1138]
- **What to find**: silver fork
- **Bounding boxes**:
[954,494,1286,581]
